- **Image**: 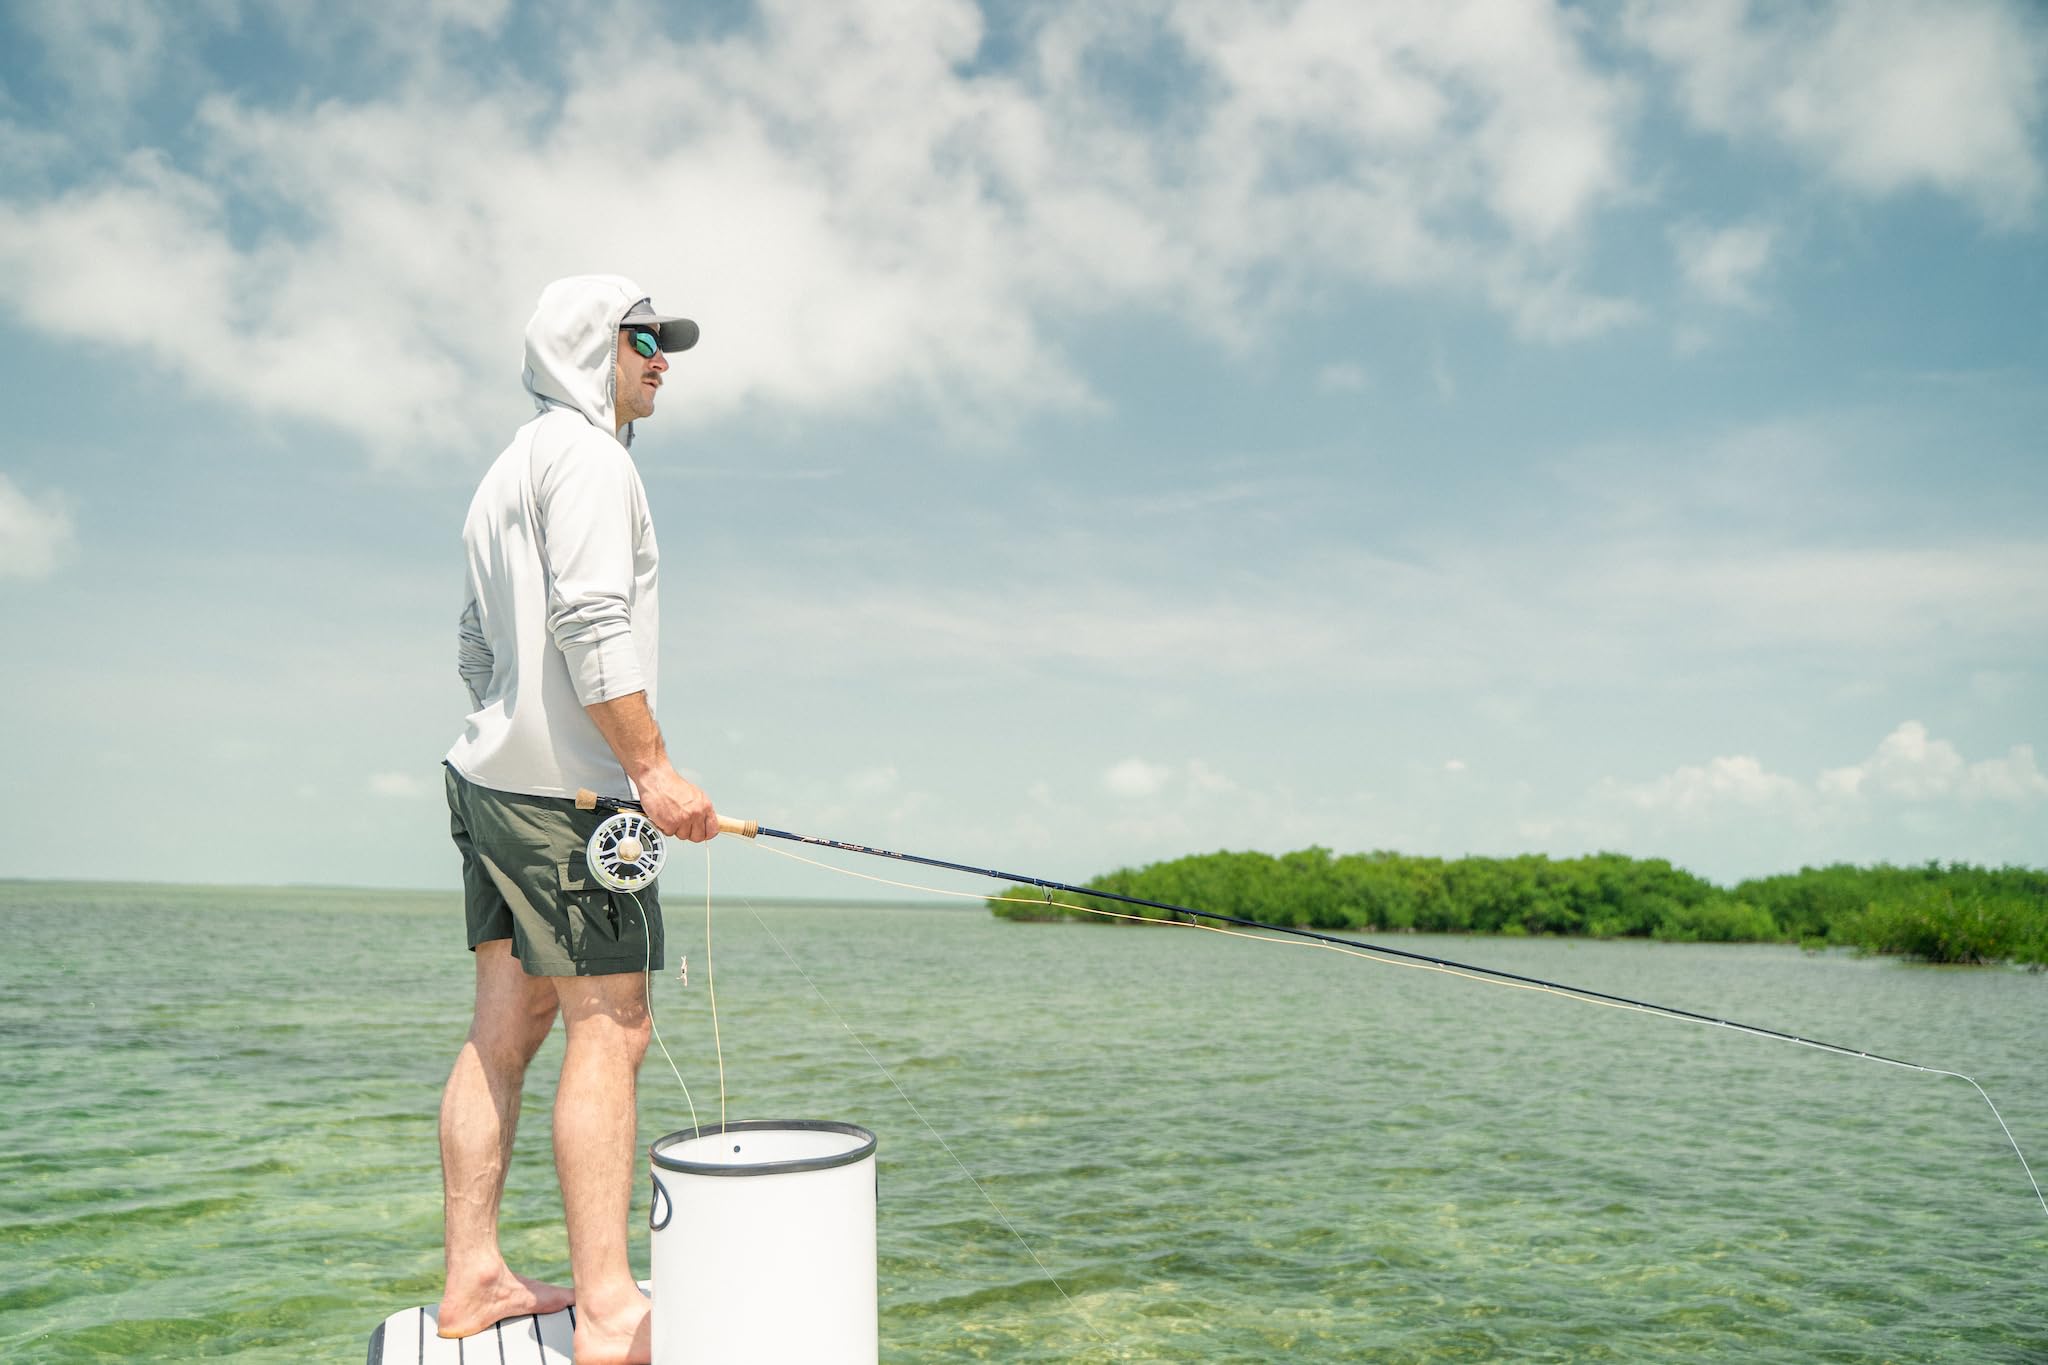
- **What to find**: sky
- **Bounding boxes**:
[0,0,2043,900]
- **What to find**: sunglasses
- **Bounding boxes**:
[625,328,661,359]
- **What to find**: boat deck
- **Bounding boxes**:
[367,1303,572,1364]
[367,1286,649,1364]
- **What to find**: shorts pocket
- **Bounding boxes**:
[557,857,623,951]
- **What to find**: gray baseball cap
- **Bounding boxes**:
[621,297,699,352]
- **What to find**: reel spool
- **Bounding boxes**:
[587,810,666,893]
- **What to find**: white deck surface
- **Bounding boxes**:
[367,1286,649,1364]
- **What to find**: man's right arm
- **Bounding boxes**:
[583,691,718,843]
[532,434,714,840]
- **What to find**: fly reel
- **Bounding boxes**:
[587,809,666,893]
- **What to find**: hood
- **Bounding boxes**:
[521,274,649,440]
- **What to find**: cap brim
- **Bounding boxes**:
[623,309,699,352]
[653,317,699,352]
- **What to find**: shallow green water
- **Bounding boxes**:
[2,879,2044,1362]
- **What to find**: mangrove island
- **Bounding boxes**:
[987,850,2048,966]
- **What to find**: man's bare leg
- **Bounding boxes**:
[553,970,655,1365]
[437,939,574,1336]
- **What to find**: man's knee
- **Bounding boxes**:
[467,1026,544,1084]
[579,1000,652,1059]
[468,944,559,1069]
[474,999,558,1069]
[616,1014,653,1070]
[609,1024,653,1084]
[556,972,653,1062]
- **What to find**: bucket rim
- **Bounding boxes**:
[650,1119,877,1178]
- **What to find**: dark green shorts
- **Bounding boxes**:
[445,765,663,977]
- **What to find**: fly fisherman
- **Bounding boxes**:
[438,274,716,1365]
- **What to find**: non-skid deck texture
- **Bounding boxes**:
[367,1287,650,1364]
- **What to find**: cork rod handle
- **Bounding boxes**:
[574,788,758,839]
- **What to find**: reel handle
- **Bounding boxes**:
[574,788,758,839]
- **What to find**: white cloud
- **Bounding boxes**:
[0,474,75,579]
[1164,0,1633,243]
[1627,0,2047,227]
[1670,218,1774,307]
[15,0,172,110]
[1103,757,1174,799]
[1546,722,2048,878]
[1610,723,2048,825]
[1820,721,2048,802]
[0,0,1651,462]
[1967,746,2048,802]
[1483,267,1642,342]
[1608,753,1804,814]
[2,3,2036,464]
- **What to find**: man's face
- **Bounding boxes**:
[614,327,669,429]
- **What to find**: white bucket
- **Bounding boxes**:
[649,1120,878,1365]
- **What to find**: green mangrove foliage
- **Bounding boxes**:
[1736,862,2048,965]
[986,851,2048,966]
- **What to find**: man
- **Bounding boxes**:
[438,274,715,1365]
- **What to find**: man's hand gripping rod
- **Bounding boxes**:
[573,789,756,893]
[574,789,758,838]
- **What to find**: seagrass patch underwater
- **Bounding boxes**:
[1,881,2043,1361]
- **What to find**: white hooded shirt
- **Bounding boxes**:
[445,275,664,801]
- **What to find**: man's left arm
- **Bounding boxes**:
[456,594,492,710]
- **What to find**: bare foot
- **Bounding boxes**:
[437,1266,575,1338]
[570,1288,652,1365]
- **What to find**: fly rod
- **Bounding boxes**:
[578,790,1943,1064]
[575,788,2046,1214]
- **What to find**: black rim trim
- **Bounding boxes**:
[650,1120,876,1178]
